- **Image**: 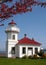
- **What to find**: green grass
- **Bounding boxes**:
[0,58,46,65]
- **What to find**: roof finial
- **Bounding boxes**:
[12,19,13,22]
[32,38,34,41]
[24,34,27,37]
[8,20,16,25]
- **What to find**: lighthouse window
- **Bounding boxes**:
[12,35,15,39]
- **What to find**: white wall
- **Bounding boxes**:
[18,44,41,58]
[7,32,18,42]
[6,40,18,58]
[15,44,19,57]
[5,23,20,58]
[7,44,15,57]
[6,32,19,58]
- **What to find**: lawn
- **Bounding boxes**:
[0,58,46,65]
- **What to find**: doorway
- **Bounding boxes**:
[11,47,15,58]
[28,47,33,56]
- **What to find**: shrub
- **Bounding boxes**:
[28,55,33,59]
[32,54,40,59]
[38,50,44,56]
[22,55,28,59]
[41,53,46,59]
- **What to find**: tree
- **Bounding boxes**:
[0,0,46,26]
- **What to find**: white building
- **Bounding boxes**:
[5,20,41,58]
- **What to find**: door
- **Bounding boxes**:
[11,47,15,58]
[28,47,33,56]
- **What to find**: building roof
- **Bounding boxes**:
[8,20,16,25]
[18,35,41,46]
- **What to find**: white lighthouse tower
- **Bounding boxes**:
[5,20,20,58]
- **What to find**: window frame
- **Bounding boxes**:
[12,35,15,40]
[35,48,38,54]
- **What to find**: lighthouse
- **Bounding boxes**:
[5,20,20,58]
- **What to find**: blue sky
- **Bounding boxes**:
[0,0,46,51]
